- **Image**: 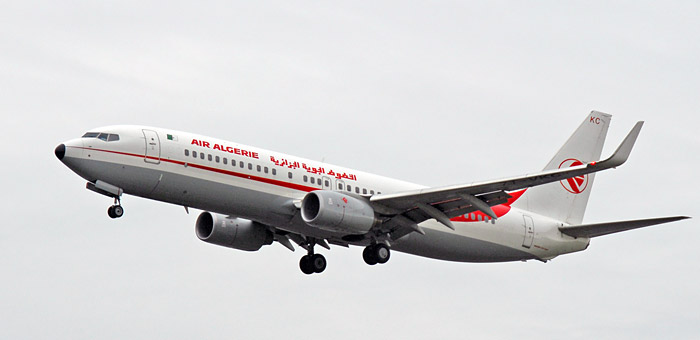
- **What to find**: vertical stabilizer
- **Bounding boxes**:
[512,112,611,224]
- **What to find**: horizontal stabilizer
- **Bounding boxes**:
[559,216,690,238]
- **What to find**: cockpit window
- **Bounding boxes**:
[82,132,120,142]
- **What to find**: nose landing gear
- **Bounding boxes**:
[86,181,125,219]
[107,197,124,219]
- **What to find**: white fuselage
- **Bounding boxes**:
[58,125,590,262]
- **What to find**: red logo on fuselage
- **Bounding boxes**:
[559,159,588,194]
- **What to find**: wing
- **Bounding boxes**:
[369,121,644,238]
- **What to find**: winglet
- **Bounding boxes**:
[593,121,644,169]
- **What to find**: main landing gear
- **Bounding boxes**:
[296,240,392,274]
[363,243,390,265]
[107,197,124,219]
[299,240,326,275]
[299,253,326,275]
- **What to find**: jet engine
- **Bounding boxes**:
[301,190,376,234]
[195,212,273,251]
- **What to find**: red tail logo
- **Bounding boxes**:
[559,159,588,194]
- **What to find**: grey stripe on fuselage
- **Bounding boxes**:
[68,156,535,262]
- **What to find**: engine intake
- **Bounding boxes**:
[301,190,376,234]
[195,212,273,251]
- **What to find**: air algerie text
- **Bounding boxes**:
[191,139,259,159]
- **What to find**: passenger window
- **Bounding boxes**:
[355,187,360,193]
[97,133,108,141]
[193,151,197,158]
[231,159,236,166]
[370,190,374,195]
[338,183,343,190]
[215,156,220,163]
[325,180,329,187]
[257,165,261,172]
[200,153,205,160]
[240,162,245,168]
[107,134,119,142]
[288,172,293,179]
[310,177,315,184]
[303,175,308,182]
[223,158,227,165]
[272,169,277,176]
[208,154,212,161]
[248,163,253,170]
[377,192,381,195]
[363,188,367,194]
[264,167,269,174]
[185,149,190,157]
[347,185,352,192]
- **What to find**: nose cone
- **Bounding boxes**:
[55,144,66,160]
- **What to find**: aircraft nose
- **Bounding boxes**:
[55,144,66,160]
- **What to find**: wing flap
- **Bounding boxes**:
[559,216,690,238]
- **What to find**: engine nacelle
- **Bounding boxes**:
[301,190,376,234]
[195,212,273,251]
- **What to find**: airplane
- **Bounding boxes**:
[54,112,689,274]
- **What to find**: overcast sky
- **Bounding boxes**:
[1,1,698,339]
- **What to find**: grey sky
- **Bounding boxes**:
[1,1,698,339]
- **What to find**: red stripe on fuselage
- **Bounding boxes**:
[70,146,320,192]
[71,146,526,220]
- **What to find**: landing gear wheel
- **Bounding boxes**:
[363,244,390,265]
[310,254,327,273]
[107,205,124,219]
[363,246,378,265]
[299,255,314,275]
[374,243,391,264]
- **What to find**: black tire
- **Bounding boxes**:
[374,243,391,264]
[311,254,327,273]
[107,206,117,219]
[112,205,124,218]
[363,245,378,265]
[299,255,314,275]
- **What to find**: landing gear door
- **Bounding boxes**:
[142,129,161,164]
[522,215,535,248]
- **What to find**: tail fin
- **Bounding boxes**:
[511,111,611,224]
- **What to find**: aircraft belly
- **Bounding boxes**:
[391,226,537,262]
